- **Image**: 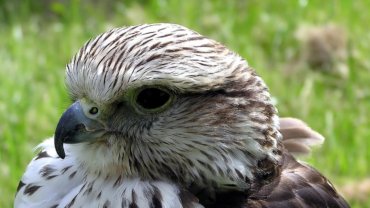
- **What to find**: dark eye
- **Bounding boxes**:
[136,88,171,110]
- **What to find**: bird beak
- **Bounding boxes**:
[54,101,106,159]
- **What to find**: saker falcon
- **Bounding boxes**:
[15,23,349,208]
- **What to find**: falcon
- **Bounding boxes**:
[15,23,349,208]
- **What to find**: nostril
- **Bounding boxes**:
[74,124,86,132]
[89,107,99,115]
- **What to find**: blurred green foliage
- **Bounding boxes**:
[0,0,369,207]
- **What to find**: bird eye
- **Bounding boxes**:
[135,87,172,111]
[89,107,99,115]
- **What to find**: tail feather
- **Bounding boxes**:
[279,117,325,155]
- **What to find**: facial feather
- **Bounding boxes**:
[65,23,282,192]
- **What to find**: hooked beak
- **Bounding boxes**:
[54,101,106,159]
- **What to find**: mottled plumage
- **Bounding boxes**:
[15,23,349,208]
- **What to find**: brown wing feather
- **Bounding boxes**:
[197,118,344,207]
[199,152,349,208]
[246,153,349,208]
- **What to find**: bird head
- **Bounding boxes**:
[54,23,282,192]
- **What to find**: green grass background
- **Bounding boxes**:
[1,0,369,207]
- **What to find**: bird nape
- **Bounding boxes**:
[15,23,349,208]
